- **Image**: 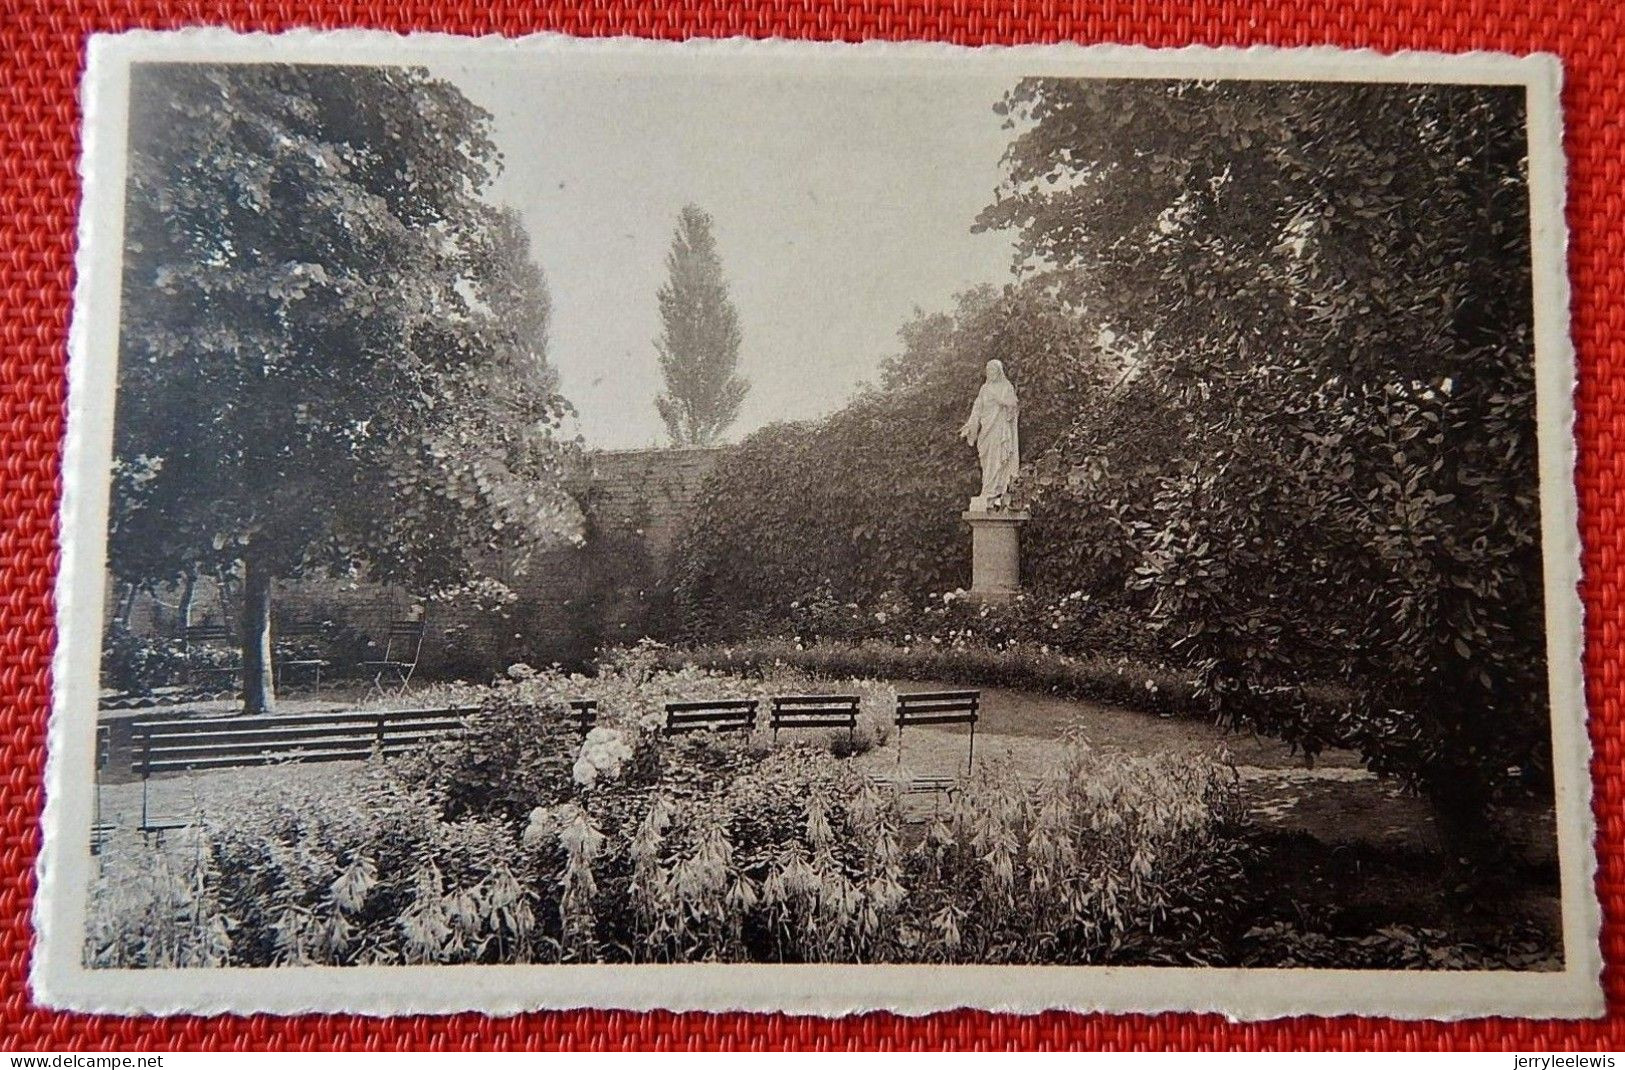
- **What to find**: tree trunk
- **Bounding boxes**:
[241,556,276,716]
[216,566,238,635]
[116,582,139,629]
[1426,755,1503,901]
[177,571,196,637]
[1423,670,1506,895]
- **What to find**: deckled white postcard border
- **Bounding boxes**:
[34,29,1599,1020]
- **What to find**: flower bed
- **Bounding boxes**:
[85,657,1248,968]
[660,637,1200,720]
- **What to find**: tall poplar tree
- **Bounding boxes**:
[653,205,749,446]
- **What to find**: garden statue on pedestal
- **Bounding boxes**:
[959,359,1020,509]
[959,359,1029,600]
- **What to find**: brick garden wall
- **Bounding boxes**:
[579,446,729,562]
[115,446,731,682]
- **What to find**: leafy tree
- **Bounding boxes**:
[653,205,749,446]
[671,283,1105,635]
[978,78,1543,847]
[110,64,577,713]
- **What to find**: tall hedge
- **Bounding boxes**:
[669,284,1106,639]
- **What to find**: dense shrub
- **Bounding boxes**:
[84,827,231,968]
[99,623,232,694]
[396,672,585,828]
[568,737,1242,965]
[399,643,899,824]
[906,742,1246,964]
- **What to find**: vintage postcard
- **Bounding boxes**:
[35,30,1598,1019]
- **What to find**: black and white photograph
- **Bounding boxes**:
[36,33,1596,1018]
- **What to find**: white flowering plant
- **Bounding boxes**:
[572,727,635,789]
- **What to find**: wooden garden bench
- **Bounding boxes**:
[769,694,859,742]
[894,689,980,775]
[129,705,476,833]
[663,698,758,735]
[567,698,598,736]
[182,622,239,688]
[864,773,961,822]
[273,618,330,688]
[183,622,233,645]
[91,724,113,854]
[867,772,958,795]
[361,619,427,697]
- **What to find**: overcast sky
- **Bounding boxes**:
[431,61,1020,449]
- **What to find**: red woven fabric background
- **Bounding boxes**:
[1,0,1619,1051]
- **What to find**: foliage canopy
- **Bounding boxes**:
[110,64,577,711]
[976,78,1544,826]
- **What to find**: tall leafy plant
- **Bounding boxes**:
[979,78,1544,839]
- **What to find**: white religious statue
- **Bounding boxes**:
[959,358,1020,510]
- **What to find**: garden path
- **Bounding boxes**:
[856,680,1453,857]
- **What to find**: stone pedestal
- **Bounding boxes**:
[962,507,1030,600]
